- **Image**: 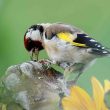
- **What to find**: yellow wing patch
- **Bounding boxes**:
[57,32,87,47]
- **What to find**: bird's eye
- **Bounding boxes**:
[33,25,38,30]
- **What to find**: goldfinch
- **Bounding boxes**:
[24,23,110,82]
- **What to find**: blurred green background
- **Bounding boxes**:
[0,0,110,92]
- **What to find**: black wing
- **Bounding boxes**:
[74,34,110,56]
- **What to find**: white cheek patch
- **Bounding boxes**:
[31,30,41,41]
[26,30,42,41]
[25,32,31,39]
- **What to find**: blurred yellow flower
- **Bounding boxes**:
[104,80,110,109]
[62,77,110,110]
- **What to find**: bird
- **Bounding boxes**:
[24,23,110,83]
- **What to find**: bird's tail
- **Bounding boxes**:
[90,48,110,57]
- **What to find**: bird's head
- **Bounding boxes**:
[24,24,45,61]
